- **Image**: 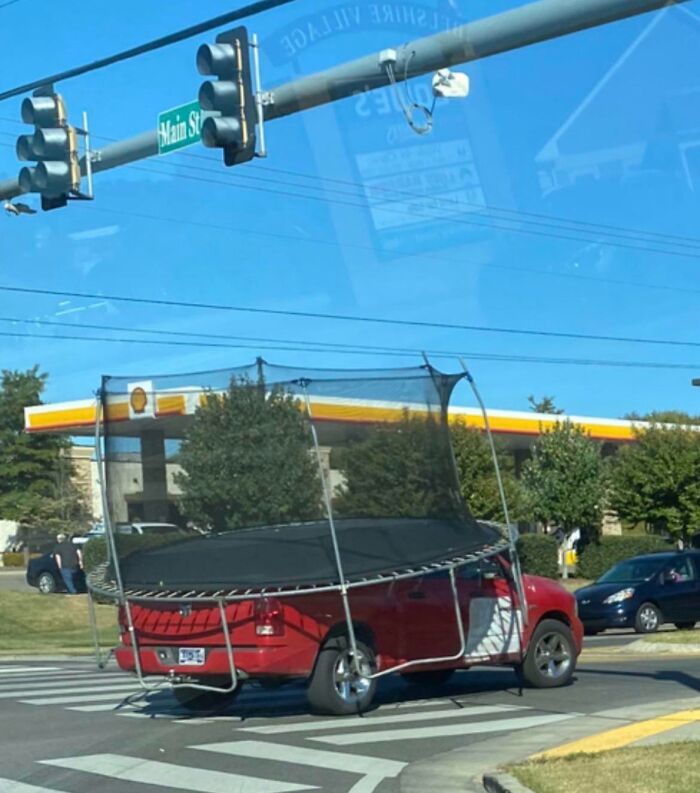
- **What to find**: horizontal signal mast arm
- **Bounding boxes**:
[0,0,689,201]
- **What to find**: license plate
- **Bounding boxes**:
[178,647,205,666]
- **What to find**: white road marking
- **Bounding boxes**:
[21,689,140,705]
[192,739,406,778]
[41,753,317,793]
[2,682,137,700]
[347,777,386,793]
[0,667,61,674]
[68,702,138,713]
[0,778,63,792]
[314,712,577,745]
[0,675,132,692]
[243,704,526,734]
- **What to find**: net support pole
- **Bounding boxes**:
[457,359,529,627]
[300,383,361,674]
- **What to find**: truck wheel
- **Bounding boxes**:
[401,669,455,686]
[307,637,376,716]
[172,681,240,712]
[37,572,57,594]
[634,603,661,633]
[519,619,575,689]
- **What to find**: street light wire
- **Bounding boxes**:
[0,0,298,102]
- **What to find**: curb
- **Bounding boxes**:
[483,771,535,793]
[627,639,700,654]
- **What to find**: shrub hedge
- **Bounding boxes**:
[577,534,672,581]
[516,533,559,579]
[1,551,25,568]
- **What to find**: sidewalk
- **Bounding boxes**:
[399,696,700,793]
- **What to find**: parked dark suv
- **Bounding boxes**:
[576,551,700,634]
[26,538,86,594]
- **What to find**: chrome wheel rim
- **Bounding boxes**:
[534,632,572,680]
[38,575,53,593]
[333,648,372,704]
[640,606,658,631]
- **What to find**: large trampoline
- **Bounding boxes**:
[88,359,522,691]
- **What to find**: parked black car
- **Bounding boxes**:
[26,544,86,594]
[576,551,700,634]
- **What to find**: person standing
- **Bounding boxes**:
[53,533,83,594]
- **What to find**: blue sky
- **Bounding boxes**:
[2,0,700,418]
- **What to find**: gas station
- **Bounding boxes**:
[24,379,646,528]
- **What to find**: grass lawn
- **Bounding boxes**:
[557,577,591,593]
[642,629,700,645]
[0,590,119,655]
[510,742,700,793]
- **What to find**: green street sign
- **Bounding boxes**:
[157,100,202,155]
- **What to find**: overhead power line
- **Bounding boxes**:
[247,160,700,252]
[1,283,699,350]
[4,328,700,371]
[135,159,700,262]
[0,0,297,102]
[0,0,23,10]
[5,115,699,255]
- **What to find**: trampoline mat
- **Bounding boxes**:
[118,517,503,591]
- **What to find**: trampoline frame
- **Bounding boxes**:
[87,363,527,697]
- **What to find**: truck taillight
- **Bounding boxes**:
[255,597,285,637]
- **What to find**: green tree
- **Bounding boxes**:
[0,367,87,534]
[450,422,527,522]
[334,412,456,518]
[175,378,322,531]
[528,395,564,414]
[522,421,605,539]
[624,410,700,426]
[609,423,700,544]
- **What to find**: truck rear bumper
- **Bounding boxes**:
[115,642,316,680]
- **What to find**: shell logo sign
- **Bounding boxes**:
[128,381,155,420]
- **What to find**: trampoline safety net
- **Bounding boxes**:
[92,360,508,598]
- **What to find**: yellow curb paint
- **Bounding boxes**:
[533,709,700,759]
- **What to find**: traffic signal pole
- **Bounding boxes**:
[0,0,689,201]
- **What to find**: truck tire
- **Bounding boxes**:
[307,637,376,716]
[401,669,455,687]
[519,619,575,689]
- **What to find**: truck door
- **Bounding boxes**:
[397,571,463,662]
[459,557,522,662]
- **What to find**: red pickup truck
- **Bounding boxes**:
[115,554,583,715]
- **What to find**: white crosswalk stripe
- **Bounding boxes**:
[0,675,133,699]
[242,703,527,734]
[0,666,62,674]
[0,679,135,697]
[12,682,138,701]
[192,739,406,778]
[313,711,577,745]
[0,779,63,792]
[0,680,586,793]
[40,753,317,793]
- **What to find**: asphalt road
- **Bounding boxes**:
[0,651,698,793]
[0,569,29,591]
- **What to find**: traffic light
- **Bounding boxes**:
[16,86,81,211]
[196,26,256,166]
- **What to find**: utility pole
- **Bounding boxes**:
[0,0,689,202]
